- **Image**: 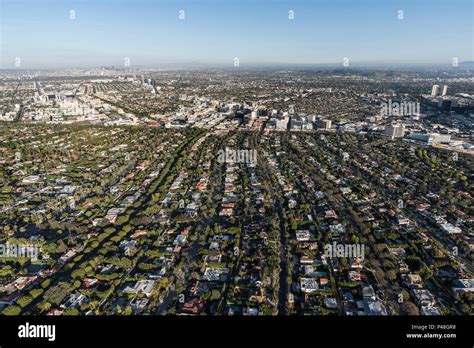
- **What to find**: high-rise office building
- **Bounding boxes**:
[431,85,440,97]
[441,85,448,96]
[385,123,405,140]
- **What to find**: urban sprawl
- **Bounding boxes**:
[0,67,472,316]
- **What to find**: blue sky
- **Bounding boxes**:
[1,0,472,68]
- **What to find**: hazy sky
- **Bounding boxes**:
[1,0,473,69]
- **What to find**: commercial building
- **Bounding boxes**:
[441,85,448,96]
[384,123,405,140]
[407,132,451,145]
[316,119,332,130]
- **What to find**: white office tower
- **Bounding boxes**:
[385,123,405,140]
[441,85,448,96]
[251,110,259,119]
[431,85,440,97]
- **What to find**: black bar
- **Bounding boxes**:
[0,316,471,346]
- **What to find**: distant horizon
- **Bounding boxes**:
[1,0,472,70]
[1,59,474,72]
